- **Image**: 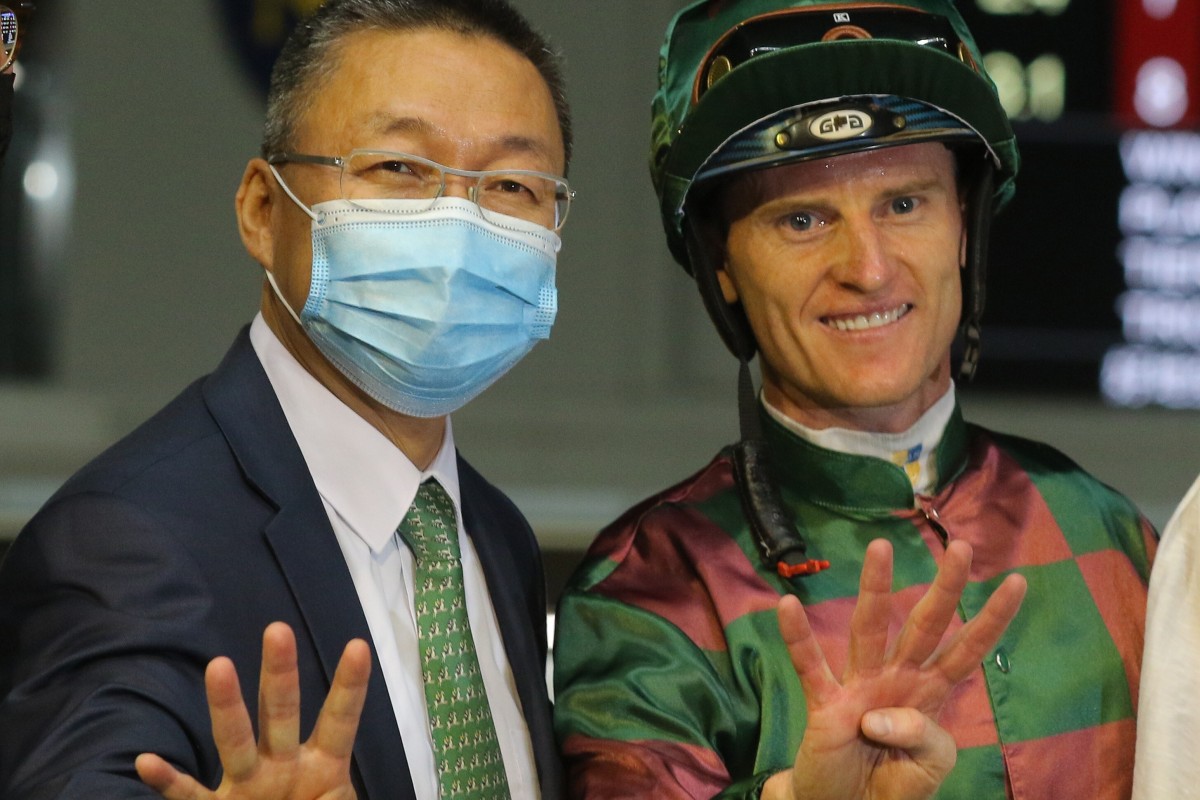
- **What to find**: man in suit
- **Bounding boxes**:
[0,1,572,798]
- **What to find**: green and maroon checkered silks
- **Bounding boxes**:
[553,405,1155,799]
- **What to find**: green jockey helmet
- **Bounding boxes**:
[651,0,1020,377]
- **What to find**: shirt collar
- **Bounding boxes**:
[763,385,956,496]
[249,314,462,553]
[761,385,968,510]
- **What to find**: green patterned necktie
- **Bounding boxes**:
[397,479,510,798]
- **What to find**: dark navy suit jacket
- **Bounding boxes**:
[0,330,563,799]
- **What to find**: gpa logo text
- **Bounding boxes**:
[809,109,873,141]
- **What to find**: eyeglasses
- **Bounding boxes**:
[696,4,976,103]
[267,150,574,232]
[1,2,34,73]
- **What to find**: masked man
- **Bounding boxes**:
[0,1,572,798]
[553,2,1155,798]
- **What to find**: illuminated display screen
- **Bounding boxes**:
[950,0,1200,408]
[961,1,1110,120]
[952,1,1119,393]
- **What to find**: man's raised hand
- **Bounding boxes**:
[136,622,370,800]
[763,539,1027,800]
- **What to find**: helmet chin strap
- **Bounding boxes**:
[731,359,831,578]
[683,220,830,579]
[958,158,996,382]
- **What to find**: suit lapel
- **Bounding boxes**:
[201,331,416,800]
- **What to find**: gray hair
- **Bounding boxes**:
[261,0,573,166]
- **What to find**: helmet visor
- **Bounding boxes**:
[693,94,988,187]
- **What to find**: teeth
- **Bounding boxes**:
[828,304,912,332]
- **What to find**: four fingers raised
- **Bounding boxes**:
[137,624,372,799]
[778,537,1028,714]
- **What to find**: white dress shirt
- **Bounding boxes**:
[763,384,956,498]
[250,314,541,799]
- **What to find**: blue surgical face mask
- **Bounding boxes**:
[266,167,560,418]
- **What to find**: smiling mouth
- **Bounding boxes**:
[824,303,913,332]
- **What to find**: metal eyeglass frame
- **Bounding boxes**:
[267,149,574,232]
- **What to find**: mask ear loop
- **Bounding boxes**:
[260,163,314,327]
[269,163,319,222]
[262,268,305,328]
